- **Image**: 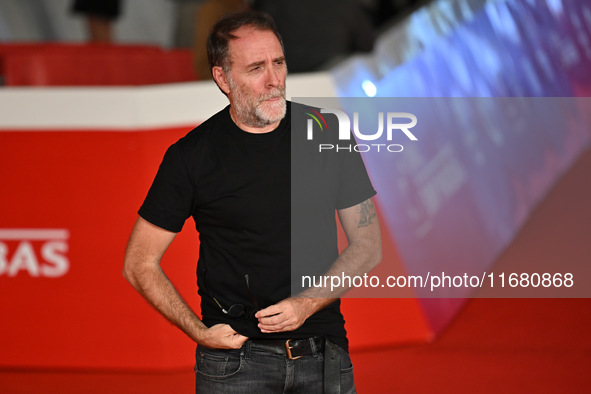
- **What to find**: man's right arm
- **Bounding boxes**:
[122,216,248,349]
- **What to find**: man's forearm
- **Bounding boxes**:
[123,217,247,349]
[123,262,207,343]
[300,235,382,300]
[301,198,382,300]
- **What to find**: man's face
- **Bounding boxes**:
[221,26,287,130]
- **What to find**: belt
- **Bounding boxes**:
[248,337,341,394]
[249,337,324,360]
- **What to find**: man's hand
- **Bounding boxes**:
[255,298,332,333]
[199,324,249,349]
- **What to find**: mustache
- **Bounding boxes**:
[259,87,286,101]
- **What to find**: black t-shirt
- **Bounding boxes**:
[139,102,376,350]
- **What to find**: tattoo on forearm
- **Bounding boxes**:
[358,199,377,228]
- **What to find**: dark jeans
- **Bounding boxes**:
[195,339,356,393]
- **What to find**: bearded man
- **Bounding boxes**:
[123,11,381,393]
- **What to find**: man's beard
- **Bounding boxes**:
[228,77,287,128]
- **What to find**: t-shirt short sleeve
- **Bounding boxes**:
[335,148,376,210]
[138,143,194,232]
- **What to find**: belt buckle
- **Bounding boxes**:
[285,339,302,360]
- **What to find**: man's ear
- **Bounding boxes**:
[212,66,231,95]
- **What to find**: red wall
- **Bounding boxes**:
[0,127,430,370]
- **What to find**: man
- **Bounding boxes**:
[123,11,381,393]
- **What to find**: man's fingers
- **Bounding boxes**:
[230,333,249,348]
[257,311,286,325]
[213,323,237,335]
[255,304,284,319]
[258,312,298,333]
[259,324,286,333]
[255,299,309,333]
[220,325,248,345]
[204,324,249,349]
[258,319,285,331]
[259,321,296,333]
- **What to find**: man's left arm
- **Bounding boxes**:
[256,197,382,333]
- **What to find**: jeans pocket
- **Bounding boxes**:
[337,346,356,393]
[339,346,354,373]
[195,346,243,381]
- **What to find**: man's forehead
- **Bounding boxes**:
[231,25,274,40]
[227,26,282,60]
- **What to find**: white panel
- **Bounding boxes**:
[0,72,337,130]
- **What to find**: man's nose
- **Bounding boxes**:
[265,66,281,87]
